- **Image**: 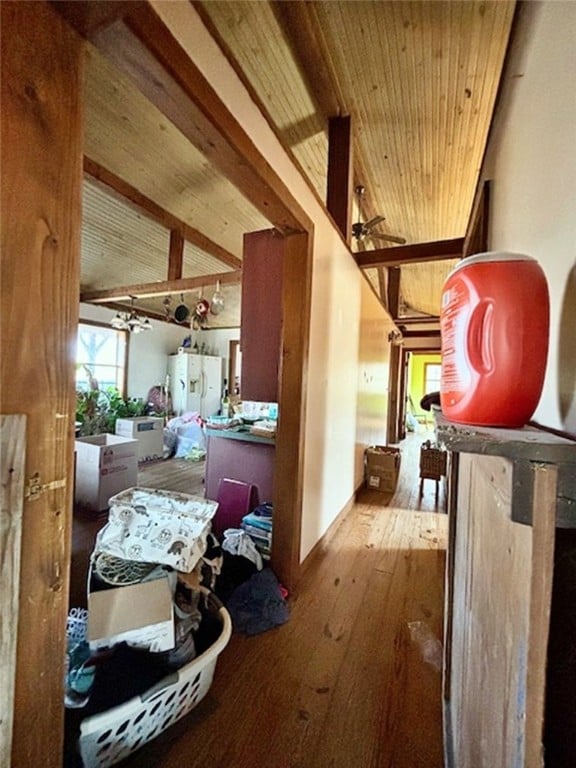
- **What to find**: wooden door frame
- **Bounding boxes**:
[4,3,316,764]
[2,4,83,765]
[56,0,315,588]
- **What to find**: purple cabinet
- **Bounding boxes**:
[204,432,275,506]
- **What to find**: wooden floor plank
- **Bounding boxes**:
[66,428,447,766]
[93,429,448,768]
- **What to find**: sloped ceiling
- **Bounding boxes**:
[79,0,516,327]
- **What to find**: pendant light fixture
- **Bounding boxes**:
[110,297,153,334]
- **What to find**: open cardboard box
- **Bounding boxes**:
[365,445,401,493]
[87,568,175,653]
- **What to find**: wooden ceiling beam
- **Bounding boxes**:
[271,2,381,226]
[84,157,241,270]
[327,115,353,242]
[168,229,184,281]
[88,3,312,235]
[397,315,440,325]
[51,0,137,37]
[387,267,401,319]
[398,328,441,340]
[463,179,491,258]
[377,268,387,308]
[356,238,464,268]
[80,270,242,303]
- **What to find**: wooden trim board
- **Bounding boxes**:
[0,416,26,768]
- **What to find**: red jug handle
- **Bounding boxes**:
[467,300,494,374]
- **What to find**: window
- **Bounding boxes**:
[76,322,127,393]
[424,362,442,394]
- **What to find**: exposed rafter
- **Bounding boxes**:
[80,270,242,303]
[397,315,440,325]
[84,157,242,270]
[88,3,312,234]
[356,238,464,269]
[398,328,441,340]
[271,1,381,226]
[377,268,387,307]
[167,229,184,280]
[463,179,491,258]
[326,115,353,242]
[386,267,401,319]
[50,0,135,37]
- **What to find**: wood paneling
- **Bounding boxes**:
[1,3,83,765]
[90,5,312,234]
[84,158,241,271]
[0,416,26,767]
[215,0,515,247]
[447,453,556,768]
[274,231,312,587]
[83,42,269,260]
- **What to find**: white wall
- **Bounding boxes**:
[355,279,398,486]
[79,303,239,400]
[153,2,394,561]
[483,1,576,433]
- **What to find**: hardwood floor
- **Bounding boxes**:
[74,428,447,768]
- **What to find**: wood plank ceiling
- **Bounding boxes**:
[79,0,516,326]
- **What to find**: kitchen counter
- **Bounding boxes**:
[204,427,275,504]
[205,425,275,446]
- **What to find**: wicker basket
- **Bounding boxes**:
[419,441,447,481]
[78,593,231,768]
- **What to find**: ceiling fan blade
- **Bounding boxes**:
[370,232,407,245]
[364,215,386,230]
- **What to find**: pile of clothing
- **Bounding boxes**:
[65,491,289,713]
[218,526,289,636]
[65,487,220,711]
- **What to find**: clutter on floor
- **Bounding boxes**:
[66,484,288,768]
[165,412,206,461]
[241,501,273,560]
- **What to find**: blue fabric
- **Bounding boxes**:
[226,567,289,635]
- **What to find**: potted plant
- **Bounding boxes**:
[76,371,146,436]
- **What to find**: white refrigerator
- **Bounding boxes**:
[167,353,223,419]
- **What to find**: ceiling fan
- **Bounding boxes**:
[352,185,406,250]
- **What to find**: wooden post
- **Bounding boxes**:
[327,115,353,242]
[168,228,185,281]
[1,3,83,765]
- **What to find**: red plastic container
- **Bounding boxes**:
[440,252,549,427]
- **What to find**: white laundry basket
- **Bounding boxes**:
[78,594,231,768]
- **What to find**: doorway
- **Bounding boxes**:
[405,351,442,433]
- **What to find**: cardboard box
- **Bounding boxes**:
[365,446,401,493]
[88,569,175,652]
[74,434,138,512]
[115,417,164,462]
